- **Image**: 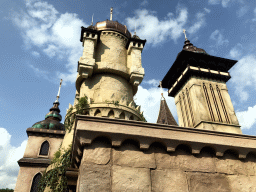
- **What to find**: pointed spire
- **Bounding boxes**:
[110,7,113,21]
[55,79,62,103]
[91,14,94,25]
[134,22,137,36]
[157,82,177,125]
[31,79,64,130]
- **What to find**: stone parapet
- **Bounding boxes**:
[72,116,256,191]
[71,115,256,168]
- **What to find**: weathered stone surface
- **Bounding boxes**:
[78,164,111,192]
[112,165,151,192]
[245,154,256,176]
[187,172,230,192]
[155,147,216,172]
[227,175,256,192]
[151,169,188,192]
[113,143,156,168]
[82,141,111,165]
[14,167,45,192]
[216,153,246,175]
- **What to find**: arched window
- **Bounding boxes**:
[30,173,42,192]
[39,141,49,156]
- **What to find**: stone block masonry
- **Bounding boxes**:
[77,139,256,192]
[73,116,256,192]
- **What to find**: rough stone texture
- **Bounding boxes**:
[14,167,45,192]
[78,164,111,192]
[187,172,230,192]
[227,175,256,192]
[113,142,156,168]
[82,141,111,165]
[112,165,151,192]
[151,169,188,192]
[155,147,216,173]
[23,135,63,159]
[216,152,246,175]
[95,31,128,74]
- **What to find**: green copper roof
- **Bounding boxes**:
[31,101,64,131]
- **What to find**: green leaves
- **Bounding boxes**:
[64,95,88,132]
[38,146,72,192]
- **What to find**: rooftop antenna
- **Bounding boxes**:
[110,7,113,21]
[91,14,94,25]
[183,29,188,41]
[159,81,164,100]
[56,79,63,102]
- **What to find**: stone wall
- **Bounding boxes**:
[23,135,63,159]
[77,138,256,192]
[15,167,45,192]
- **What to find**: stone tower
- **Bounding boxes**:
[14,98,65,191]
[161,37,241,134]
[74,17,146,121]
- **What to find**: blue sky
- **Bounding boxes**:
[1,0,256,188]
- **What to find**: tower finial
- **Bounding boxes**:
[110,7,113,21]
[183,29,188,41]
[91,14,94,25]
[134,22,137,36]
[56,79,63,102]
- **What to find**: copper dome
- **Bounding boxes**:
[94,20,131,38]
[32,101,64,131]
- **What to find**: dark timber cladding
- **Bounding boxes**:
[161,50,238,90]
[157,98,177,126]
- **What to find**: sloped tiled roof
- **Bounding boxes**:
[157,97,178,126]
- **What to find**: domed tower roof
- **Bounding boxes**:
[94,20,131,38]
[182,39,208,54]
[176,29,208,58]
[32,79,64,130]
[32,101,64,130]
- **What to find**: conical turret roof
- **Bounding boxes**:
[156,96,177,126]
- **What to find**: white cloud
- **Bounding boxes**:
[237,105,256,129]
[31,51,40,57]
[143,79,160,87]
[230,54,256,101]
[237,5,249,17]
[188,12,207,34]
[126,8,208,46]
[29,64,50,80]
[210,30,229,46]
[208,0,231,7]
[0,128,27,189]
[229,43,243,59]
[126,8,188,45]
[12,1,87,84]
[204,8,211,13]
[135,82,178,124]
[253,7,256,21]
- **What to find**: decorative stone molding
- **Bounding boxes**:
[26,128,65,138]
[71,115,256,167]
